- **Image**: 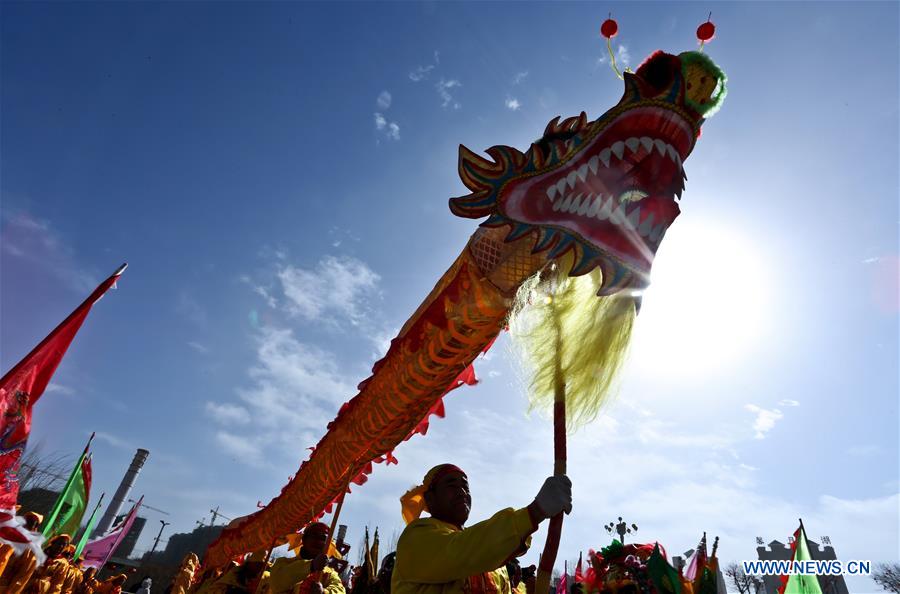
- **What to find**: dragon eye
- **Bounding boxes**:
[618,190,648,203]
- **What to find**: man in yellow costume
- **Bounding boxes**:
[391,464,572,594]
[25,534,72,594]
[268,523,345,594]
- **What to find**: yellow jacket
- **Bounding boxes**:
[0,549,38,594]
[268,557,344,594]
[391,508,535,594]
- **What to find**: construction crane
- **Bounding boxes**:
[128,498,170,516]
[209,506,233,525]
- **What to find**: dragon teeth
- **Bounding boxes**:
[599,148,611,167]
[588,155,599,175]
[597,196,613,220]
[586,194,602,217]
[556,179,567,196]
[547,186,557,201]
[577,164,589,182]
[567,171,578,188]
[611,141,625,160]
[570,193,584,213]
[625,137,640,153]
[640,137,654,152]
[654,139,667,156]
[578,194,594,216]
[626,206,641,229]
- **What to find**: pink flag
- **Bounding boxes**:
[683,533,708,582]
[81,496,142,570]
[556,561,568,594]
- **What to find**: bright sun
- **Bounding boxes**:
[629,217,771,378]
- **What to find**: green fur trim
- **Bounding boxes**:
[679,51,728,117]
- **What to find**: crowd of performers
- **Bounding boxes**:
[0,511,132,594]
[184,465,716,594]
[0,464,716,594]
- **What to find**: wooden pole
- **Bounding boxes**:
[535,315,567,594]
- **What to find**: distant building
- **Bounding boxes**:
[143,524,224,567]
[111,514,147,559]
[756,539,849,594]
[17,488,61,517]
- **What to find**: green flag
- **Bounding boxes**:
[43,452,92,540]
[698,567,718,594]
[647,543,682,594]
[782,523,824,594]
[74,493,105,558]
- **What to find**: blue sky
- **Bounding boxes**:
[1,1,897,591]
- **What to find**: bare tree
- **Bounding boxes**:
[17,441,71,493]
[725,562,758,594]
[873,563,900,593]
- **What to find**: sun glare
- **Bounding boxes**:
[629,217,770,378]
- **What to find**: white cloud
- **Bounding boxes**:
[187,341,209,354]
[205,402,249,425]
[847,444,879,457]
[777,398,800,407]
[594,45,631,70]
[46,382,75,396]
[207,327,358,466]
[253,285,277,308]
[505,97,521,111]
[94,431,135,451]
[277,256,381,326]
[216,431,266,467]
[409,51,440,82]
[1,211,98,294]
[436,79,461,109]
[744,404,784,439]
[512,71,529,85]
[374,113,400,141]
[376,90,392,110]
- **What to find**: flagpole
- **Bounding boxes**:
[0,265,127,387]
[75,493,105,558]
[96,495,142,572]
[43,432,94,536]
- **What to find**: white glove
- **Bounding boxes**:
[534,475,572,518]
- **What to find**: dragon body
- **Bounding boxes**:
[204,49,726,567]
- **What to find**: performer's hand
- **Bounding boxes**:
[311,553,328,572]
[532,475,572,519]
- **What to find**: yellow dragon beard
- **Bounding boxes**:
[508,255,635,431]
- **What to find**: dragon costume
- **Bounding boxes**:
[203,24,727,570]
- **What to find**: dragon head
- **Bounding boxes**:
[451,50,726,296]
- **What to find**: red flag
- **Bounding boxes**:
[574,553,583,583]
[0,264,126,509]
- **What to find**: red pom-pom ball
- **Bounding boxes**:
[696,21,716,42]
[600,19,618,39]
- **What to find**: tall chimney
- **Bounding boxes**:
[94,448,149,536]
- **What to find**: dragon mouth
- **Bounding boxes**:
[499,105,693,274]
